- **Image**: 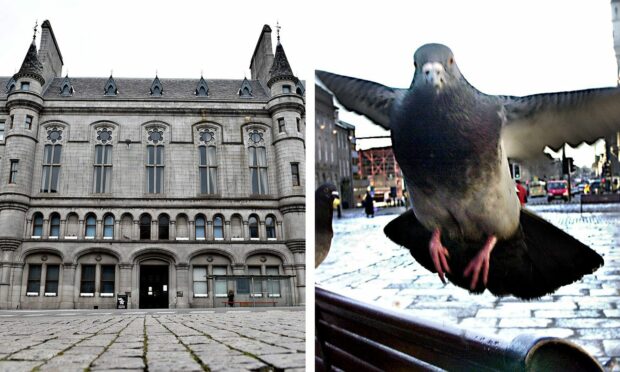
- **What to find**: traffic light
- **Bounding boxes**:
[568,157,576,173]
[562,156,576,174]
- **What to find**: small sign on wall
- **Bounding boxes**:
[177,291,183,297]
[117,294,128,309]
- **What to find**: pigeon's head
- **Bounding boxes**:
[316,183,338,205]
[413,43,461,92]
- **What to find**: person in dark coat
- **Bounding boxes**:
[227,289,235,307]
[364,191,374,218]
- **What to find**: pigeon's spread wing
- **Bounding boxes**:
[501,87,620,160]
[316,70,406,130]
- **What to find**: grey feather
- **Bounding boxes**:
[316,70,407,130]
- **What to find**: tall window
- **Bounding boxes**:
[213,266,228,297]
[266,266,281,297]
[291,163,300,186]
[199,145,217,194]
[80,265,96,294]
[45,265,59,295]
[158,214,169,240]
[100,265,115,295]
[85,214,96,238]
[9,159,18,184]
[0,120,5,141]
[94,145,112,193]
[249,147,268,194]
[195,215,206,239]
[193,266,208,297]
[49,213,61,238]
[27,264,42,294]
[296,118,301,132]
[248,266,262,296]
[213,215,224,240]
[140,214,152,240]
[278,118,285,133]
[266,216,276,239]
[146,145,164,193]
[41,144,62,193]
[32,213,43,237]
[249,216,259,239]
[21,82,30,91]
[103,214,114,239]
[25,115,33,130]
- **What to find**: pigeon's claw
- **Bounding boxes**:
[464,235,498,290]
[429,228,451,284]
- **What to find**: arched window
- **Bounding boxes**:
[49,213,61,238]
[176,214,189,239]
[231,214,242,239]
[140,214,151,240]
[32,213,43,237]
[158,214,169,240]
[85,214,96,238]
[213,215,224,240]
[266,216,276,239]
[121,214,133,240]
[195,214,206,239]
[249,215,259,239]
[66,213,79,238]
[103,214,114,239]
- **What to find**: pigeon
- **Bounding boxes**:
[315,183,337,268]
[316,43,607,299]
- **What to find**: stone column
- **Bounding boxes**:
[151,220,158,240]
[96,220,103,240]
[59,263,76,309]
[118,263,133,309]
[169,221,176,240]
[277,221,284,240]
[0,247,17,309]
[133,220,139,240]
[224,221,231,241]
[10,263,24,309]
[206,221,213,241]
[243,221,249,240]
[189,221,195,240]
[24,219,32,239]
[286,241,305,306]
[175,263,189,308]
[59,220,66,239]
[42,219,50,239]
[283,264,298,306]
[78,220,84,239]
[114,220,121,240]
[259,221,266,241]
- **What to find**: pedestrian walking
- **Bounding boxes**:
[364,191,374,218]
[227,289,235,307]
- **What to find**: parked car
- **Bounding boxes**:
[547,180,569,202]
[528,180,546,198]
[589,179,601,195]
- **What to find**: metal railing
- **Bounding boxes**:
[316,287,602,371]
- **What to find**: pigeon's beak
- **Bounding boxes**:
[422,62,445,90]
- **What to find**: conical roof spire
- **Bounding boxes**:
[13,30,45,85]
[267,41,297,87]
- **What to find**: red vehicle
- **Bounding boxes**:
[547,180,569,202]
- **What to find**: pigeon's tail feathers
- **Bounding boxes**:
[384,209,603,300]
[384,209,435,272]
[513,208,604,296]
[316,70,406,130]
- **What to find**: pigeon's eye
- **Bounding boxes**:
[448,57,454,66]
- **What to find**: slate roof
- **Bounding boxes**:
[268,43,297,87]
[0,77,270,101]
[14,41,45,85]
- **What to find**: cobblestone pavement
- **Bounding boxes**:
[0,308,305,371]
[316,204,620,370]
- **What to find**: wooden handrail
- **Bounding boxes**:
[316,287,602,371]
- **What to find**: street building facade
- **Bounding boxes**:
[315,84,356,208]
[0,21,306,309]
[356,146,404,206]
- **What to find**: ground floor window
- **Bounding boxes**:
[193,266,208,297]
[80,264,96,295]
[266,266,281,297]
[44,265,59,295]
[100,265,115,296]
[213,266,227,297]
[248,266,262,297]
[26,264,42,295]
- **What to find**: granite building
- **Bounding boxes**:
[0,21,306,309]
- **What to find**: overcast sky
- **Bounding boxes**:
[314,0,618,167]
[0,0,308,80]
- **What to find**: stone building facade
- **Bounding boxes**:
[0,21,305,309]
[315,84,355,208]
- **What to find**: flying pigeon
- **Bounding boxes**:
[316,43,606,299]
[316,183,338,267]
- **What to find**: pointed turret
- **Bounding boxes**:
[13,40,45,86]
[267,42,298,88]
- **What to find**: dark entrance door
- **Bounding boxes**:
[139,265,169,309]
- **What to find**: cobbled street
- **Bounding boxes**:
[0,308,305,371]
[317,202,620,370]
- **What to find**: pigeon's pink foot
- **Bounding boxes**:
[429,228,451,284]
[464,235,498,290]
